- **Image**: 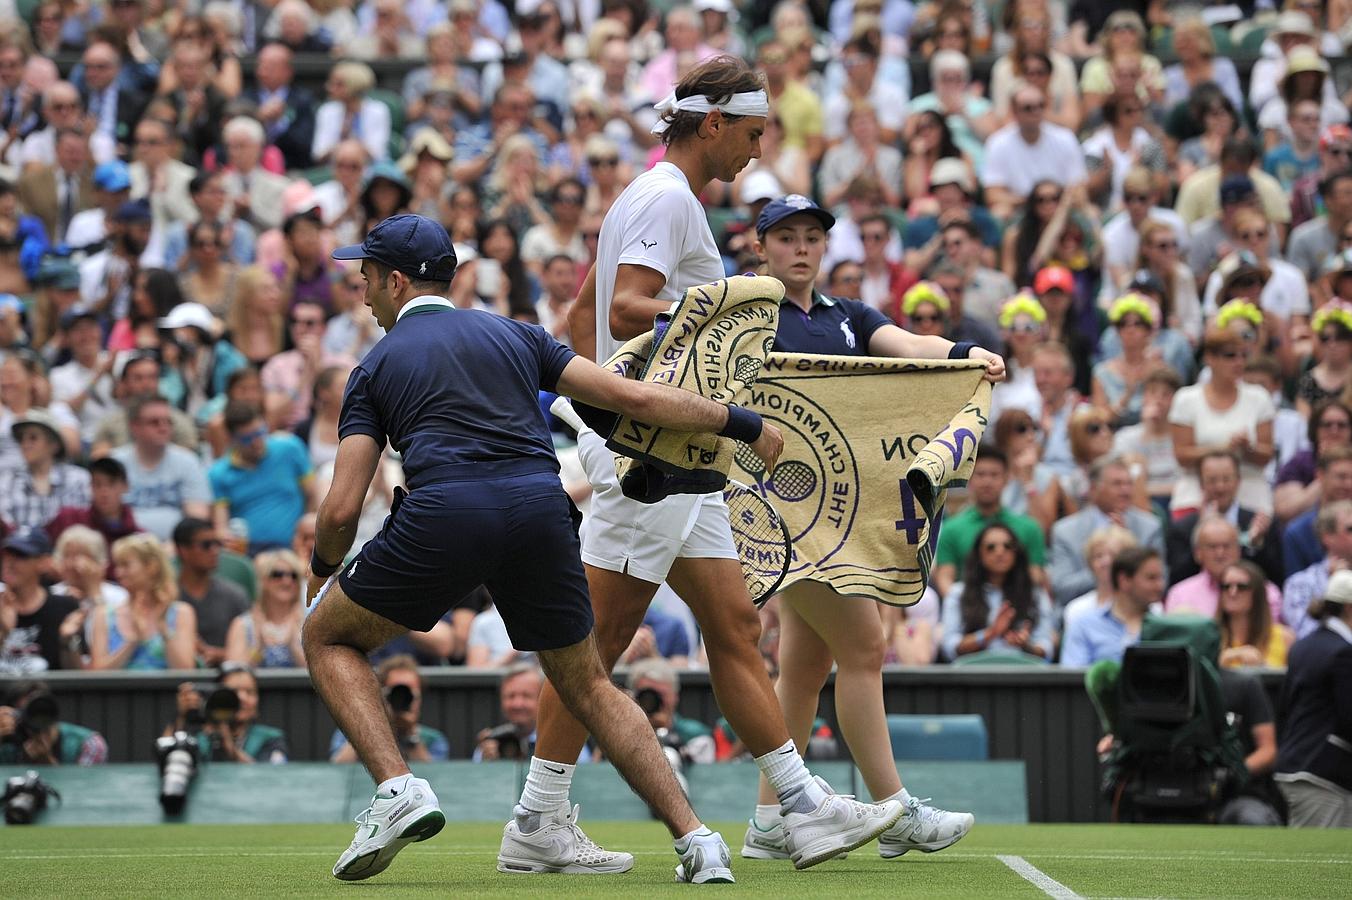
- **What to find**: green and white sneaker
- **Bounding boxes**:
[332,775,445,881]
[878,795,974,858]
[674,829,735,883]
[742,812,849,860]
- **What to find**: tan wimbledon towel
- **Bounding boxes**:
[731,354,993,607]
[575,274,783,500]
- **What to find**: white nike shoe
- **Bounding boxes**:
[332,776,445,881]
[674,829,735,883]
[496,804,634,874]
[878,795,975,858]
[781,776,905,870]
[741,812,848,861]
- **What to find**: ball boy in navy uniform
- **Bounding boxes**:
[301,214,783,882]
[740,196,1003,862]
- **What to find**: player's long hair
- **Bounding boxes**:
[658,54,765,147]
[958,523,1038,636]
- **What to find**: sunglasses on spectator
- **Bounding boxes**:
[268,569,300,581]
[1115,317,1150,331]
[1329,147,1352,158]
[981,540,1013,552]
[233,426,268,444]
[1024,66,1049,77]
[555,193,584,205]
[1083,422,1107,435]
[1018,102,1046,113]
[1220,580,1251,593]
[1124,193,1150,204]
[1237,230,1266,241]
[1320,330,1352,342]
[1013,422,1040,435]
[194,539,222,550]
[1149,240,1177,251]
[1034,192,1060,204]
[910,313,944,324]
[291,316,324,328]
[1007,321,1042,334]
[587,156,619,168]
[48,101,78,112]
[835,274,862,285]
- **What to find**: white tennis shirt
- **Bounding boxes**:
[593,161,726,362]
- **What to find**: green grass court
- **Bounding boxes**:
[3,822,1348,898]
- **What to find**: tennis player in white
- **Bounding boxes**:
[497,56,904,883]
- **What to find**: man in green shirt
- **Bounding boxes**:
[933,447,1047,597]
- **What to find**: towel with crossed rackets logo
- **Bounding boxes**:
[730,354,992,607]
[573,274,783,502]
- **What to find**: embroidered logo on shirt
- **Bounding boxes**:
[348,560,360,577]
[420,262,428,275]
[840,320,856,349]
[640,239,657,250]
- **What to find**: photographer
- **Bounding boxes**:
[164,663,289,764]
[329,655,449,763]
[0,681,107,766]
[627,658,715,765]
[473,662,590,762]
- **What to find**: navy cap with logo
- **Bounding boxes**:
[756,194,836,236]
[332,213,458,282]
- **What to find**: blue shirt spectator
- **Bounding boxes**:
[209,407,313,554]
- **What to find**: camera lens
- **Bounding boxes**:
[160,748,196,814]
[4,790,36,825]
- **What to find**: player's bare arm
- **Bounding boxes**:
[568,262,599,362]
[308,434,381,602]
[608,263,674,343]
[867,324,1007,384]
[555,356,783,472]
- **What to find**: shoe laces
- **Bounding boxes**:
[906,797,945,824]
[561,804,600,850]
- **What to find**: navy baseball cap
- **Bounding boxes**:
[756,194,835,236]
[332,213,458,281]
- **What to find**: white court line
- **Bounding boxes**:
[998,854,1084,900]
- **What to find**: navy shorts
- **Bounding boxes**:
[337,473,594,652]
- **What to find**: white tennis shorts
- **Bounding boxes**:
[574,424,737,585]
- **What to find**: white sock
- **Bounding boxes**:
[882,788,914,809]
[675,824,712,850]
[754,741,821,810]
[754,804,782,827]
[376,774,411,797]
[518,757,575,813]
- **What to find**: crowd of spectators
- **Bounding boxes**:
[0,0,1349,819]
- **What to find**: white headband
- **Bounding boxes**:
[650,89,770,135]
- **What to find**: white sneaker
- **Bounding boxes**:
[332,776,445,881]
[741,813,848,861]
[741,815,789,860]
[878,795,975,858]
[781,776,904,870]
[496,804,634,874]
[674,829,735,883]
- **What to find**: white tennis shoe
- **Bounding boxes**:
[332,776,445,881]
[878,795,975,858]
[740,811,849,861]
[496,804,634,874]
[674,829,735,883]
[781,777,905,870]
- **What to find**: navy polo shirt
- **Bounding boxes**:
[339,301,576,486]
[772,292,892,356]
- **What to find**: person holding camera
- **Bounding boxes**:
[627,658,715,765]
[0,680,107,766]
[329,655,448,763]
[165,663,289,764]
[472,662,589,762]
